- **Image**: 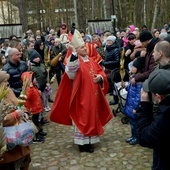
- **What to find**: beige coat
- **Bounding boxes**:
[0,88,31,164]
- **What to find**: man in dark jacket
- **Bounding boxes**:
[2,48,28,97]
[136,69,170,170]
[131,31,160,85]
[50,38,67,85]
[124,33,136,71]
[152,40,170,70]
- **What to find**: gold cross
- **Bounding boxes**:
[89,68,95,76]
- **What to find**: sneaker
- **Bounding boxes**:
[48,98,54,103]
[129,138,139,145]
[46,106,51,111]
[37,134,45,140]
[44,107,49,112]
[125,137,133,143]
[44,106,51,112]
[32,138,45,144]
[39,131,47,136]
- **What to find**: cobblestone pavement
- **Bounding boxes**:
[29,82,152,170]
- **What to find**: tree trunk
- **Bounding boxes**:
[129,0,134,23]
[73,0,78,28]
[17,0,28,32]
[91,0,94,20]
[36,0,41,30]
[151,0,159,30]
[143,0,146,25]
[0,1,6,24]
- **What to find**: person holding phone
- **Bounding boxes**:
[136,69,170,170]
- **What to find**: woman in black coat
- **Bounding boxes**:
[34,40,45,63]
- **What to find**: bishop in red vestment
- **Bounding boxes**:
[50,29,113,153]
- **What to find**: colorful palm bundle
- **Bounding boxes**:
[17,77,30,109]
[0,84,10,157]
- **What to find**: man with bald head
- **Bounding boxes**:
[2,48,28,97]
[153,40,170,69]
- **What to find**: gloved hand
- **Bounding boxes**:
[17,109,29,121]
[70,54,78,61]
[101,61,108,67]
[61,48,67,56]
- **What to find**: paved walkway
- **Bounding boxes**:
[29,82,152,170]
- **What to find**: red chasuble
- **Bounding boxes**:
[50,57,113,136]
[86,43,103,64]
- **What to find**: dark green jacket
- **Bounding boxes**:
[31,63,47,92]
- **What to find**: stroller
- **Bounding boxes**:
[108,46,130,124]
[110,67,130,124]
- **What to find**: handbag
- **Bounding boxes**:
[3,121,34,150]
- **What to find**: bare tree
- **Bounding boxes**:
[151,0,159,30]
[143,0,147,25]
[0,1,6,24]
[2,0,170,33]
[73,0,78,28]
[103,0,107,19]
[17,0,27,32]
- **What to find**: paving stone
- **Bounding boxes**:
[29,81,152,170]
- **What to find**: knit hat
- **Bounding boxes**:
[143,69,170,95]
[129,25,135,33]
[22,39,27,46]
[128,33,136,40]
[85,35,92,42]
[139,31,153,42]
[159,32,168,39]
[106,35,116,43]
[132,57,145,72]
[142,25,148,30]
[50,37,55,41]
[28,49,41,63]
[21,71,34,82]
[0,71,10,84]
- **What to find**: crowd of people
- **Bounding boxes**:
[0,21,170,169]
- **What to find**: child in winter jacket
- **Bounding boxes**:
[21,71,47,143]
[28,49,50,124]
[122,57,145,145]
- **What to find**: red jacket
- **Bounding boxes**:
[24,85,43,114]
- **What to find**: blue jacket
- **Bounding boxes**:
[123,82,142,119]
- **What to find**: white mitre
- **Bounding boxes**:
[70,29,85,48]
